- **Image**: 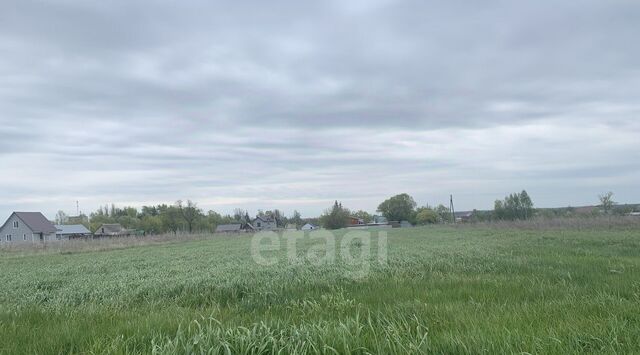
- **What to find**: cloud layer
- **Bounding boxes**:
[1,0,639,218]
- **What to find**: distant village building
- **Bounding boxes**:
[0,212,57,244]
[215,223,255,233]
[454,211,474,222]
[348,216,365,225]
[372,215,388,224]
[301,223,319,230]
[94,223,130,237]
[55,224,92,240]
[252,216,277,231]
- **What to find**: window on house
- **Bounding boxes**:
[23,234,27,241]
[257,222,261,227]
[13,221,18,228]
[6,235,12,242]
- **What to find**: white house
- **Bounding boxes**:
[301,223,319,230]
[0,212,57,244]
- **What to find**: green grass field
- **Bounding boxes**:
[1,226,639,354]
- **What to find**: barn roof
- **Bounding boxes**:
[55,224,91,235]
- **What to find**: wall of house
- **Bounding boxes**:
[265,220,277,230]
[54,234,71,241]
[253,219,277,231]
[0,214,34,244]
[0,214,58,245]
[36,232,57,242]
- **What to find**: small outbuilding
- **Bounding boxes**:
[94,223,131,237]
[454,211,474,222]
[55,224,92,240]
[301,223,319,230]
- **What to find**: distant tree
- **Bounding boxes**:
[520,190,534,219]
[117,215,140,230]
[352,210,373,224]
[415,207,438,225]
[233,208,247,222]
[599,191,616,228]
[320,201,350,230]
[177,200,202,233]
[206,210,223,227]
[290,210,303,228]
[494,200,505,220]
[55,210,68,225]
[377,193,417,223]
[435,204,452,223]
[140,206,159,217]
[494,190,535,220]
[269,209,285,227]
[162,205,182,234]
[140,215,162,235]
[599,191,615,215]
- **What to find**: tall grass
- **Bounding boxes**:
[461,215,640,230]
[1,226,639,354]
[0,232,212,255]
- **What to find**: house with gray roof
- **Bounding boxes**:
[252,216,277,231]
[55,224,92,240]
[0,212,57,244]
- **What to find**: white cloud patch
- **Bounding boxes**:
[1,0,639,219]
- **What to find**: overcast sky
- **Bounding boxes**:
[1,0,639,219]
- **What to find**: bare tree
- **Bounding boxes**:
[233,208,247,222]
[599,191,616,229]
[599,192,615,213]
[55,210,68,225]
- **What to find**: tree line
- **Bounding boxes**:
[319,190,538,229]
[57,190,630,233]
[56,201,312,234]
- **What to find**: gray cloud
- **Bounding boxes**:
[1,0,639,218]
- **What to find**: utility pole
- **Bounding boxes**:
[76,201,79,216]
[450,195,456,224]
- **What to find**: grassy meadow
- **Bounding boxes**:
[1,226,639,354]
